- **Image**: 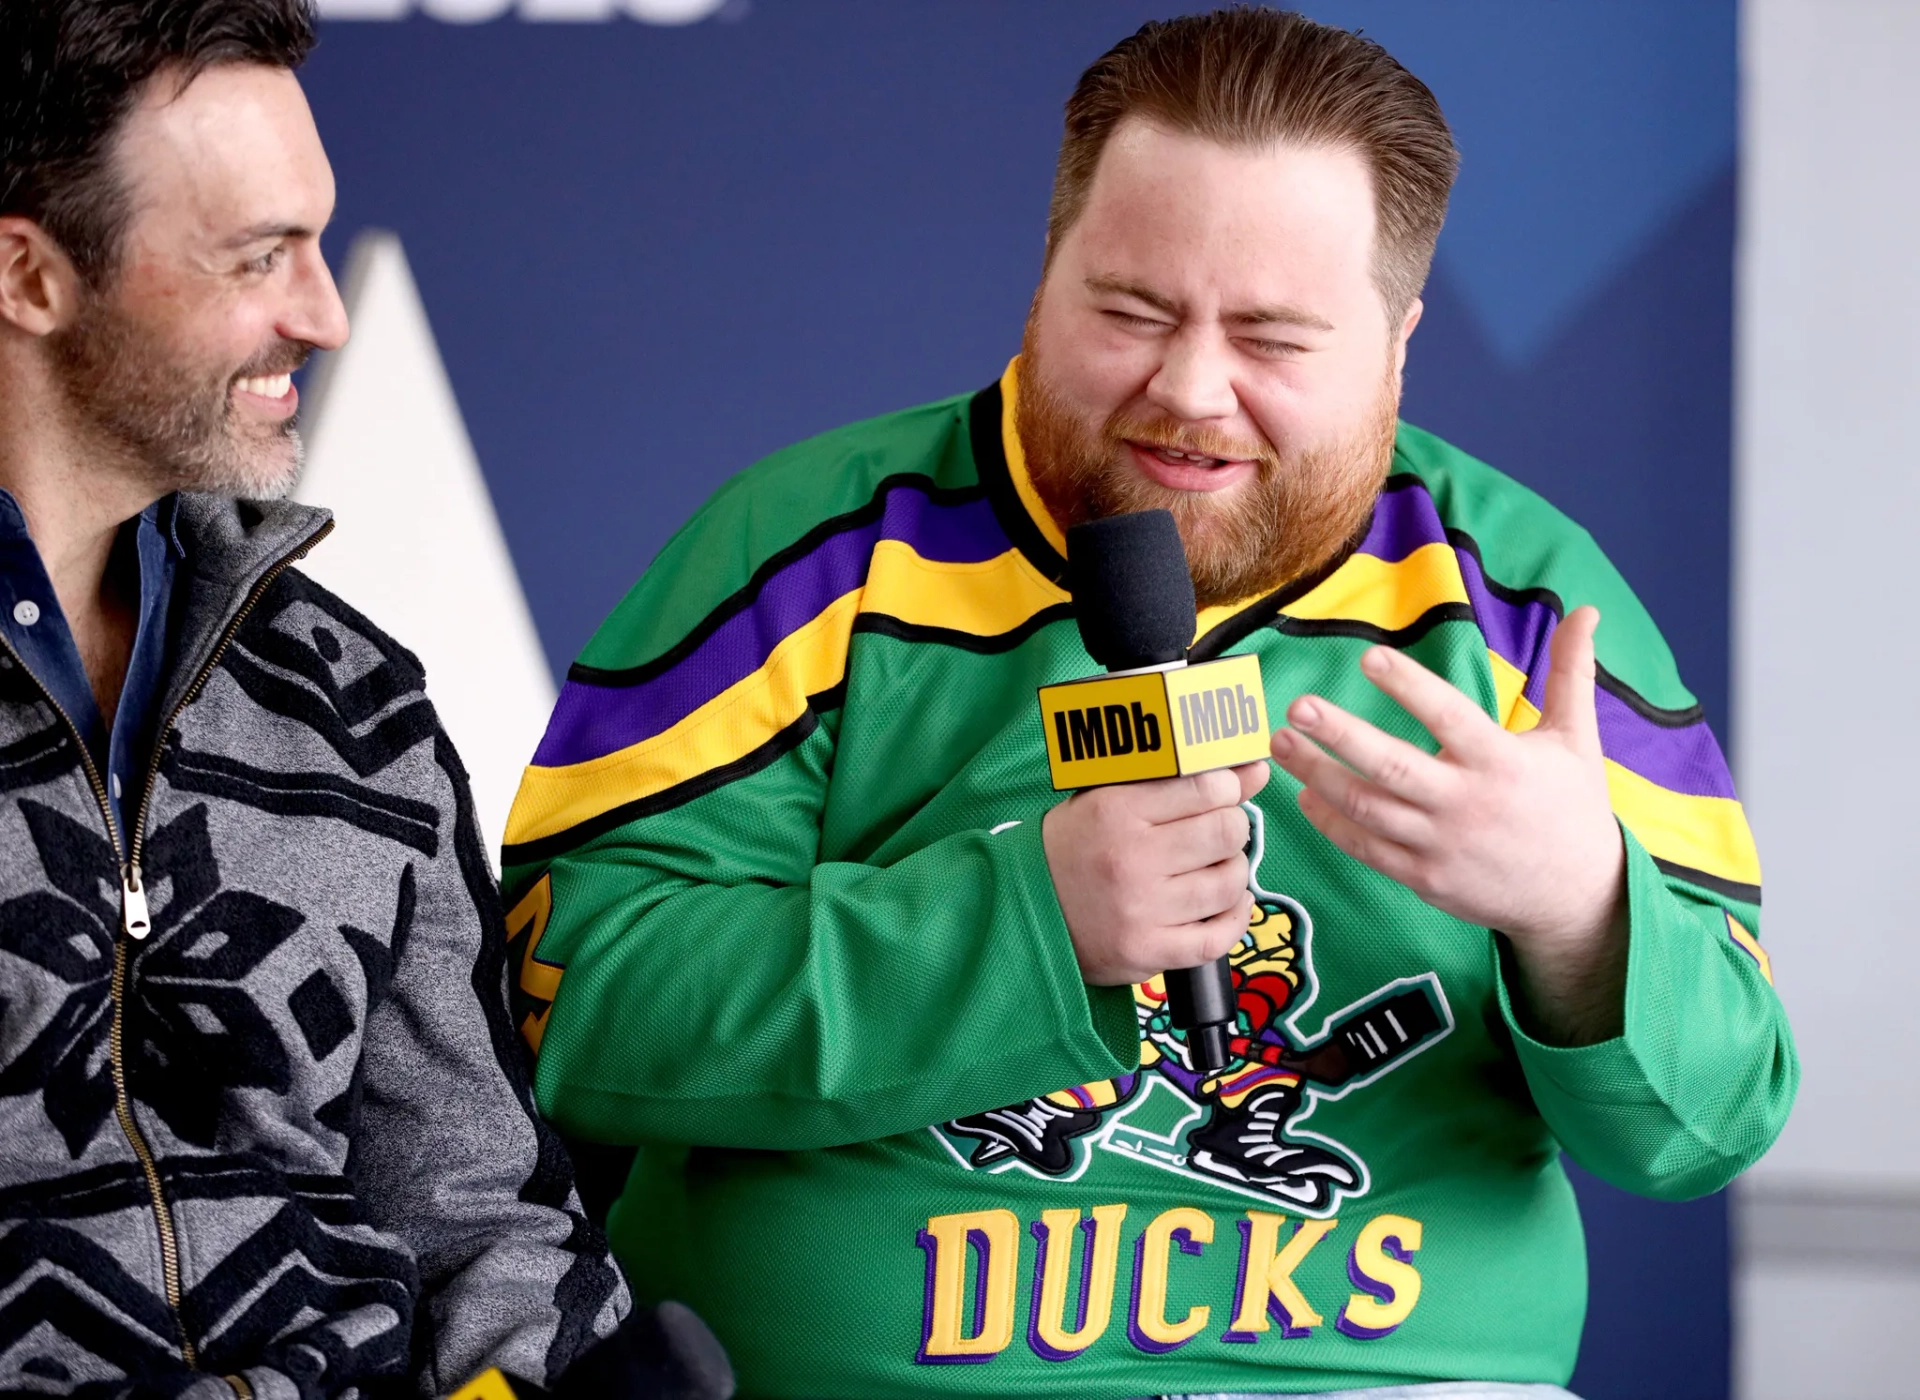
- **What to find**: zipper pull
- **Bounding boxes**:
[122,863,151,940]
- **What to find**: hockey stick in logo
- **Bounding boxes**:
[1233,804,1451,1091]
[1232,983,1447,1088]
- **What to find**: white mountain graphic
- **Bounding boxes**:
[298,231,555,867]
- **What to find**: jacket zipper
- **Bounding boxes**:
[124,519,333,906]
[0,517,331,1381]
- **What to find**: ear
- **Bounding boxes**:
[0,217,83,338]
[1392,296,1424,379]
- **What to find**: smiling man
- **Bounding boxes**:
[506,9,1795,1399]
[0,2,737,1397]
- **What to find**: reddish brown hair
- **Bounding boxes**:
[1047,6,1459,319]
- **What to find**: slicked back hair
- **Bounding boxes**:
[1047,6,1459,321]
[0,0,317,287]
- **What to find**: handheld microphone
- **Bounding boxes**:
[1044,509,1270,1074]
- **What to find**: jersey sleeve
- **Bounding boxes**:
[1414,431,1796,1200]
[498,449,1138,1153]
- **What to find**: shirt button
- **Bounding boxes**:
[111,773,123,801]
[12,600,40,626]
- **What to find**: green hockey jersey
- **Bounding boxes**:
[501,360,1794,1398]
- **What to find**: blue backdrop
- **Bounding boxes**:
[301,5,1739,1395]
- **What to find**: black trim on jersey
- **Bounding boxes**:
[968,381,1068,586]
[1654,858,1762,907]
[853,605,1075,656]
[1596,667,1707,728]
[1444,526,1567,615]
[501,682,849,867]
[1270,603,1480,652]
[568,474,986,689]
[1190,518,1373,661]
[1444,524,1708,728]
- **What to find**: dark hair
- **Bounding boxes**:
[1049,6,1458,319]
[0,0,317,286]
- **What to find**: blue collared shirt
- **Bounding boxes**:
[0,488,183,848]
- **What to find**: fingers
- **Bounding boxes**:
[1540,606,1602,744]
[1130,767,1249,825]
[1171,891,1256,968]
[1048,768,1259,987]
[1271,727,1432,846]
[1233,760,1272,804]
[1278,692,1452,809]
[1355,646,1504,766]
[1152,802,1252,874]
[1164,852,1252,922]
[1295,785,1419,888]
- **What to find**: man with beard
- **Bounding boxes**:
[0,2,733,1396]
[507,9,1793,1398]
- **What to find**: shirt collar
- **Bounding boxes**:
[0,487,186,559]
[0,488,29,542]
[140,493,188,560]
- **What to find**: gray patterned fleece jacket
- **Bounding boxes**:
[0,496,721,1399]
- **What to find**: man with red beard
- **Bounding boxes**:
[0,2,733,1395]
[509,9,1793,1397]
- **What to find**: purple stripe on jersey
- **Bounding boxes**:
[1596,688,1738,800]
[1454,541,1735,798]
[532,486,1008,767]
[1454,545,1559,703]
[1354,481,1450,565]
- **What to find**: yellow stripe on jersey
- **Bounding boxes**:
[1490,650,1542,732]
[506,874,559,1052]
[1605,759,1763,890]
[1283,542,1471,633]
[864,538,1068,634]
[1493,648,1758,892]
[1725,912,1774,984]
[505,545,1065,847]
[997,359,1069,558]
[507,589,862,846]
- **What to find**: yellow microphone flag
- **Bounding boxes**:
[1037,653,1269,790]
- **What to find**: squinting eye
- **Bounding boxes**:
[247,248,285,275]
[1104,310,1168,331]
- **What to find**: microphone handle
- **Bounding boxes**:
[1145,653,1236,1075]
[1164,955,1237,1074]
[1084,654,1241,1075]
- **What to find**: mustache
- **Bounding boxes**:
[1104,411,1280,470]
[230,339,317,384]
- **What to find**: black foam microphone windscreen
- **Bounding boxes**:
[1065,511,1196,671]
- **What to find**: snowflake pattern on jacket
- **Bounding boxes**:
[0,497,628,1399]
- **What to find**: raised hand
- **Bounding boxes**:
[1269,606,1628,1044]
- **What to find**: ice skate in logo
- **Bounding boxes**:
[938,805,1453,1215]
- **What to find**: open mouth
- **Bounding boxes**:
[1144,444,1237,469]
[1126,439,1258,492]
[233,373,294,400]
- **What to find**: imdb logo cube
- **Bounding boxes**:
[1038,653,1271,790]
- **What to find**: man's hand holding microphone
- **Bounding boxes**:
[1039,508,1629,1058]
[1045,761,1268,988]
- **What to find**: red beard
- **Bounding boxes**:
[1017,346,1398,609]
